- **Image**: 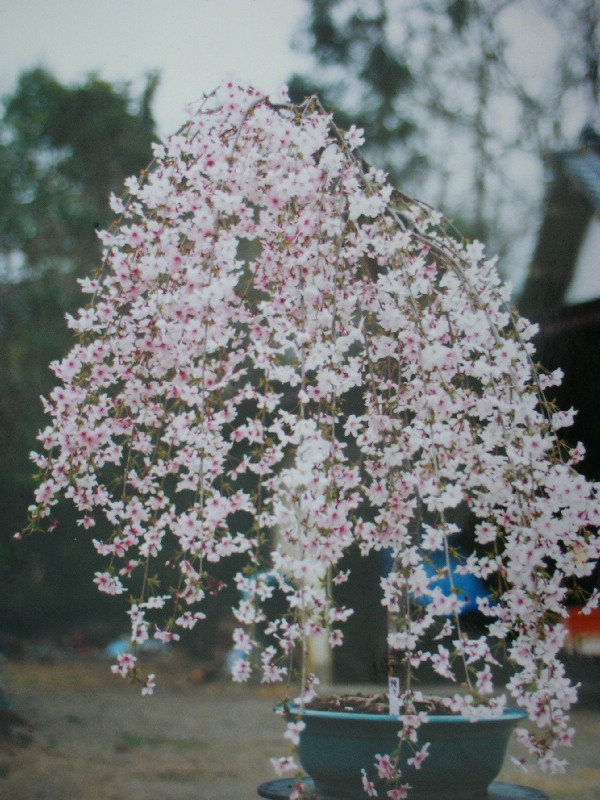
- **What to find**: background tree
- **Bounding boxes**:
[0,69,158,636]
[290,0,600,282]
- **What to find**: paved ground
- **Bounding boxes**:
[1,653,599,800]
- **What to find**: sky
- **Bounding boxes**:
[0,0,311,137]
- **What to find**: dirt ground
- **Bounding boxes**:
[1,651,599,800]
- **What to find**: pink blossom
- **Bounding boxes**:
[344,124,365,149]
[374,753,395,780]
[332,569,350,585]
[153,629,179,644]
[283,720,306,746]
[141,673,156,696]
[387,788,410,800]
[93,571,125,595]
[270,756,299,776]
[329,629,344,647]
[23,78,600,789]
[111,652,136,678]
[231,658,252,683]
[430,645,455,681]
[361,769,379,797]
[407,743,430,770]
[289,782,305,800]
[260,646,287,683]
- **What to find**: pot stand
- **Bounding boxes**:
[257,778,550,800]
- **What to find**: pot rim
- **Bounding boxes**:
[279,703,528,724]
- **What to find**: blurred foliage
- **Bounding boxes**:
[289,2,424,192]
[0,68,158,637]
[291,0,600,264]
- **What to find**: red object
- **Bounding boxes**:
[564,607,600,655]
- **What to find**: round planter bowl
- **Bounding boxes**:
[285,704,527,800]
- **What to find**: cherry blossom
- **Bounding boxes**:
[21,79,600,793]
[407,743,430,770]
[284,720,306,746]
[375,754,396,781]
[362,768,379,798]
[271,756,299,777]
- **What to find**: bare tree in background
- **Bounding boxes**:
[291,0,600,285]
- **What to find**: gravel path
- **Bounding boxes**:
[1,655,599,800]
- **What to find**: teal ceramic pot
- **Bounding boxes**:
[284,704,527,800]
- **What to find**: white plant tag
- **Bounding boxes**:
[388,676,402,716]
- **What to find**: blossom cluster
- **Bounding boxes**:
[23,79,600,789]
